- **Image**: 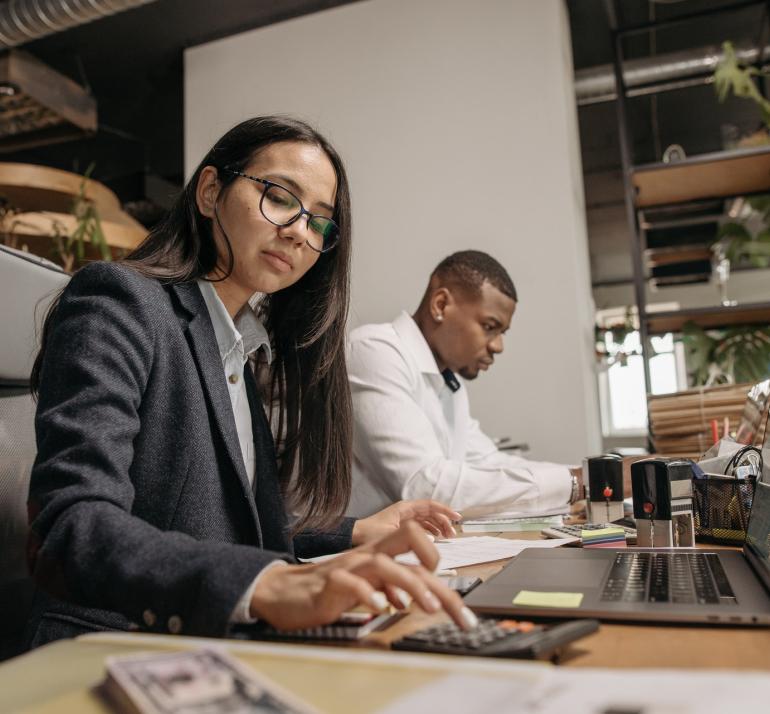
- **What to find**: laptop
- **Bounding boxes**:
[465,475,770,625]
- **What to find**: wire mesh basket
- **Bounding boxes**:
[692,474,756,545]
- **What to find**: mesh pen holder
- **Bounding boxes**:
[692,474,756,545]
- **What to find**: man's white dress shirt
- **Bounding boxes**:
[346,311,572,519]
[197,280,284,623]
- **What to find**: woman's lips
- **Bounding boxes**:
[261,251,293,273]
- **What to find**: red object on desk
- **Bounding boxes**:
[711,419,719,445]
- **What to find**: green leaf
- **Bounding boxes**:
[716,221,752,242]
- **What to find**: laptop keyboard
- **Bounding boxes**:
[600,552,736,605]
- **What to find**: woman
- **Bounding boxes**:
[26,116,476,646]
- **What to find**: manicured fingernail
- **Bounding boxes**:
[452,512,462,521]
[449,525,457,536]
[370,591,389,611]
[425,533,435,542]
[461,607,479,630]
[393,587,412,609]
[423,591,441,612]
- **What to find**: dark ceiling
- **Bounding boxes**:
[569,0,770,178]
[4,0,359,209]
[3,0,769,216]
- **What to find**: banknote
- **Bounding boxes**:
[103,646,320,713]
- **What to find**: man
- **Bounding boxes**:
[346,250,582,519]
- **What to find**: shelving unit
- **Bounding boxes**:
[607,0,770,393]
[0,162,146,260]
[632,145,770,207]
[646,301,770,334]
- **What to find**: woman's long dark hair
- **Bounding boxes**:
[32,116,353,532]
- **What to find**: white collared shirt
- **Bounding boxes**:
[197,280,284,624]
[346,311,572,519]
[197,280,272,484]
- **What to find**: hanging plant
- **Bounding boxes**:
[714,41,770,127]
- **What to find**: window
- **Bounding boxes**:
[598,330,687,437]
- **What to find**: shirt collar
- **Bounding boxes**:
[392,311,441,377]
[196,279,272,364]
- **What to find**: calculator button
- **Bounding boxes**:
[497,620,519,630]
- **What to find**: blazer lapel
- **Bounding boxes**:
[170,282,262,541]
[243,365,293,556]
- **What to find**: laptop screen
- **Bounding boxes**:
[746,481,770,568]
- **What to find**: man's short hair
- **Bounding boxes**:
[432,250,517,302]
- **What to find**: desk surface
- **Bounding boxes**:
[363,530,770,670]
[3,531,770,712]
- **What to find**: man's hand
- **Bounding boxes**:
[250,521,476,632]
[351,499,462,545]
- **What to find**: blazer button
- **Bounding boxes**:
[228,374,239,384]
[168,615,183,634]
[142,609,156,627]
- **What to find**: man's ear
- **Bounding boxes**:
[195,166,221,218]
[430,287,452,323]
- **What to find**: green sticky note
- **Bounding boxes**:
[513,590,584,608]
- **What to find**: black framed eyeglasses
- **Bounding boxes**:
[223,168,339,253]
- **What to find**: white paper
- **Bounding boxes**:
[395,536,574,570]
[376,669,770,714]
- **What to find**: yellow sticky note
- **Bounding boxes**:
[513,590,584,608]
[581,527,624,539]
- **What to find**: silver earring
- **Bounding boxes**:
[435,314,443,322]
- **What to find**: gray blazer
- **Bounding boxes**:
[25,262,353,647]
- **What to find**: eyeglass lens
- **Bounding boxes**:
[262,183,338,252]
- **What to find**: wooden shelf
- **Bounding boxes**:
[0,162,146,251]
[632,145,770,208]
[644,245,711,268]
[0,162,122,217]
[645,302,770,335]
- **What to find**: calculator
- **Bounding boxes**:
[391,617,599,659]
[542,522,637,544]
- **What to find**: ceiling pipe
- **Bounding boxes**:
[0,0,159,48]
[575,43,770,106]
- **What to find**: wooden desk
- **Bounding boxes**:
[2,533,770,712]
[364,531,770,670]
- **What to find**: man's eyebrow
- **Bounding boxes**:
[269,174,335,213]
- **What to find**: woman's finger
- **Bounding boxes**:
[372,520,440,571]
[318,567,389,621]
[354,552,444,615]
[415,568,478,631]
[417,519,442,537]
[409,499,462,523]
[420,512,456,538]
[371,556,475,630]
[384,583,412,610]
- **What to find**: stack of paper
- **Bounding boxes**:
[395,536,574,571]
[461,513,564,533]
[580,526,626,548]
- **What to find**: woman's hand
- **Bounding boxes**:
[250,521,476,632]
[351,499,462,545]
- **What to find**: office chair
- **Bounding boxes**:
[0,245,69,660]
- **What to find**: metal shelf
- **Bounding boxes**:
[645,302,770,335]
